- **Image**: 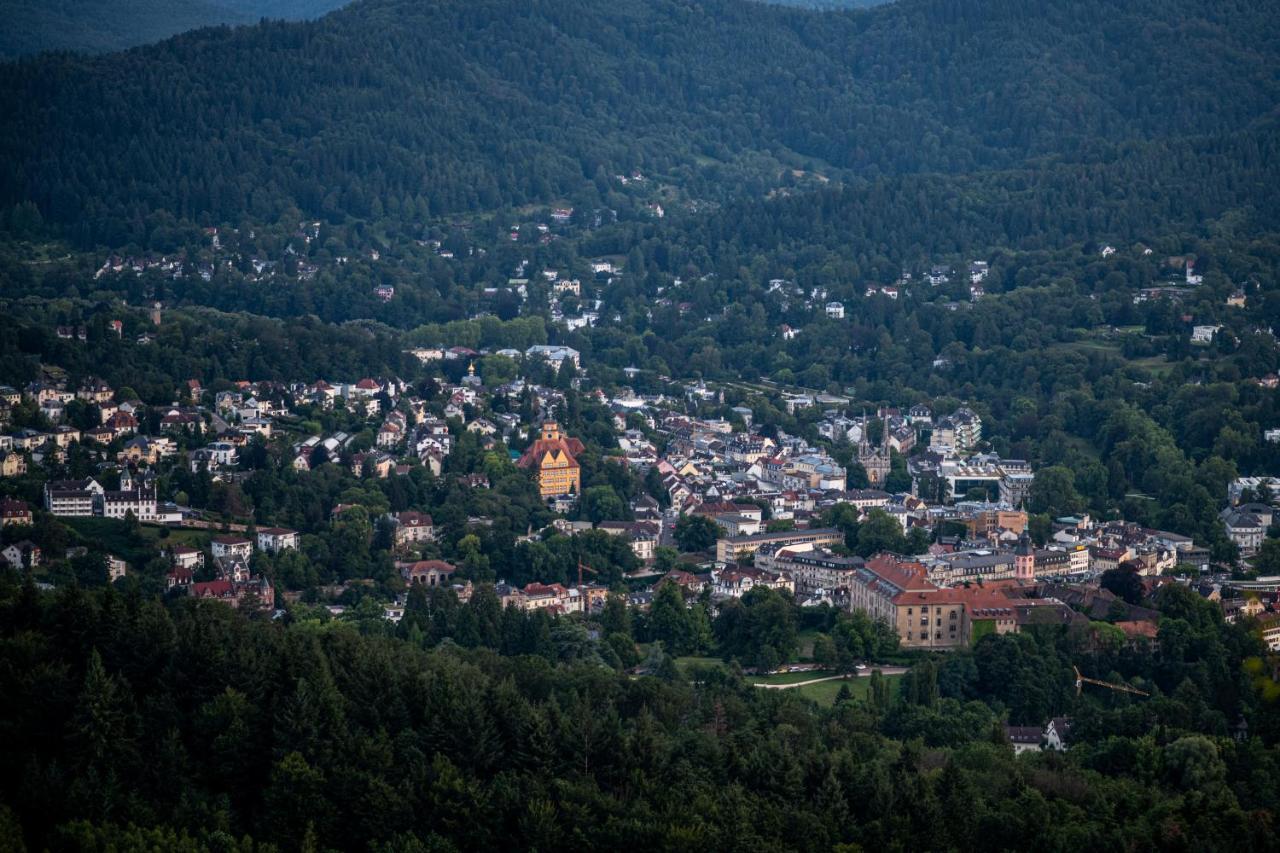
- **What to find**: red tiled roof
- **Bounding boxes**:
[516,436,584,470]
[402,559,455,574]
[1113,620,1159,639]
[192,580,234,597]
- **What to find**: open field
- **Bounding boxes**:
[788,673,904,706]
[64,518,209,564]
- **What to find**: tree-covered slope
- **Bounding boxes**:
[0,0,349,59]
[1,577,1278,853]
[682,125,1280,265]
[0,0,1275,239]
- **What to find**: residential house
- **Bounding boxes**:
[597,520,659,561]
[658,569,706,596]
[120,436,174,466]
[1005,726,1044,755]
[211,536,254,563]
[712,565,795,598]
[0,497,32,526]
[2,540,40,570]
[165,546,204,571]
[518,582,576,613]
[0,450,26,477]
[393,511,436,547]
[257,527,299,554]
[1222,505,1269,556]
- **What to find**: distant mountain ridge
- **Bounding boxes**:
[0,0,349,58]
[0,0,1275,242]
[757,0,890,8]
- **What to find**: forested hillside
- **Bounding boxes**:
[0,0,349,58]
[2,574,1278,852]
[1,0,1280,848]
[672,126,1280,267]
[0,0,1276,241]
[763,0,888,8]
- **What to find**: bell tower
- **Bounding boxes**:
[1014,529,1035,580]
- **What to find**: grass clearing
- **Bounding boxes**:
[749,670,833,686]
[791,672,905,706]
[63,518,208,564]
[675,656,727,674]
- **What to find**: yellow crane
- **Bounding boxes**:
[1074,665,1150,697]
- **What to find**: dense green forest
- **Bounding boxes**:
[761,0,888,9]
[2,0,1280,846]
[2,571,1280,851]
[0,0,1276,242]
[0,0,349,58]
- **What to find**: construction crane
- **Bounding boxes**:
[1074,665,1150,698]
[581,555,599,589]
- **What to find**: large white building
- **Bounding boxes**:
[101,488,159,521]
[1222,505,1271,556]
[525,345,581,370]
[44,478,103,517]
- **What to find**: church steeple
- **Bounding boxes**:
[1014,529,1035,580]
[857,407,891,487]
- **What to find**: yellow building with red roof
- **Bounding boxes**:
[517,422,584,498]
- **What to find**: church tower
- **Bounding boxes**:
[859,409,892,487]
[1014,529,1035,580]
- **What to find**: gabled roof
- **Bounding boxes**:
[396,510,435,526]
[516,435,584,470]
